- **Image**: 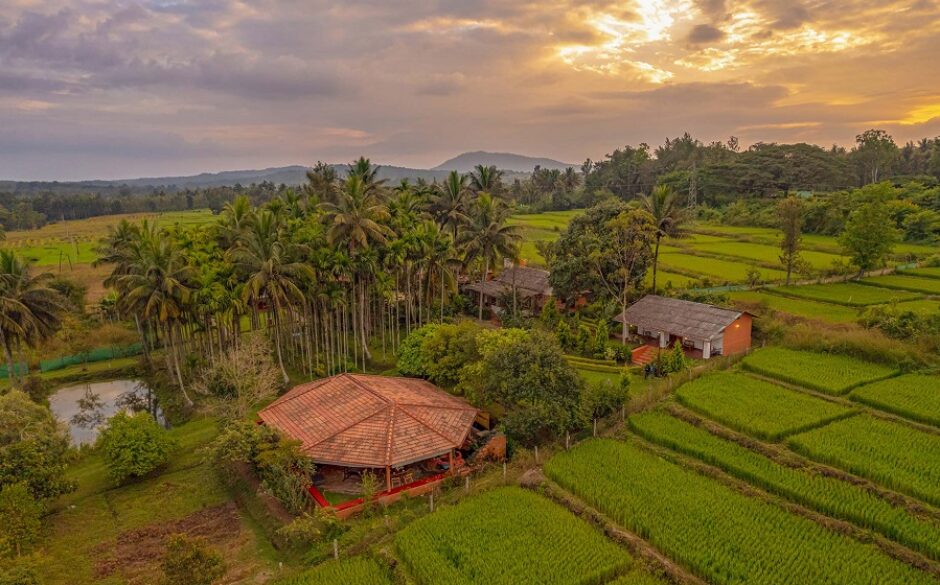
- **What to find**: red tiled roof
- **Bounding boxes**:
[258,373,477,468]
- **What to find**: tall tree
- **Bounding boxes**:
[431,171,471,241]
[470,164,504,197]
[839,200,900,276]
[460,194,521,320]
[639,185,687,293]
[777,196,805,285]
[853,129,898,185]
[0,251,67,389]
[597,210,656,342]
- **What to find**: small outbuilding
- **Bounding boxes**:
[258,373,477,509]
[464,265,554,316]
[614,295,752,363]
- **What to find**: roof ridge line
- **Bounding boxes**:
[384,404,397,467]
[398,404,463,445]
[303,403,388,450]
[344,372,394,405]
[396,402,475,411]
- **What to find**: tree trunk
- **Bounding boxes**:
[169,324,193,406]
[478,256,489,321]
[360,279,372,361]
[271,305,290,383]
[652,235,661,294]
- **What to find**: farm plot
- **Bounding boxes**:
[545,439,935,585]
[692,241,846,271]
[508,210,580,265]
[629,411,940,561]
[770,282,921,306]
[395,487,632,585]
[849,375,940,427]
[901,267,940,280]
[741,347,898,395]
[788,414,940,507]
[729,290,862,323]
[675,372,856,440]
[861,274,940,295]
[657,252,788,283]
[276,558,391,585]
[642,269,699,290]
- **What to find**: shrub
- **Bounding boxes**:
[396,325,440,377]
[580,378,629,422]
[603,342,631,363]
[0,555,43,585]
[0,483,42,558]
[160,534,225,585]
[97,412,175,483]
[539,300,560,328]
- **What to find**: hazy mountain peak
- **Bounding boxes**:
[432,151,575,173]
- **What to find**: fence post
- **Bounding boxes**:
[502,461,507,481]
[534,445,539,464]
[593,419,597,437]
[333,539,338,560]
[465,476,470,493]
[430,493,434,512]
[566,432,570,450]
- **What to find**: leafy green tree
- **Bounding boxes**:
[97,412,175,483]
[777,196,805,285]
[539,300,560,328]
[0,390,74,500]
[474,329,583,444]
[839,201,900,276]
[396,324,440,377]
[160,534,225,585]
[853,129,898,184]
[0,483,41,557]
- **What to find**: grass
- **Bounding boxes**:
[508,210,581,265]
[629,411,940,561]
[675,372,856,440]
[395,487,632,585]
[861,274,940,295]
[658,252,788,283]
[39,416,280,584]
[741,347,898,395]
[770,282,922,306]
[849,374,940,428]
[728,290,862,323]
[788,414,940,507]
[544,438,935,585]
[276,558,391,585]
[642,269,699,290]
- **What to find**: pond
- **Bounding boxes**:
[48,379,166,446]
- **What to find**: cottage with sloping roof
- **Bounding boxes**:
[614,295,752,364]
[464,265,554,317]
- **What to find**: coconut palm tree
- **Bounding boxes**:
[0,251,67,388]
[227,210,313,383]
[470,164,503,196]
[431,171,471,241]
[459,194,521,320]
[640,185,688,293]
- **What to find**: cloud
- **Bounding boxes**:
[687,24,725,45]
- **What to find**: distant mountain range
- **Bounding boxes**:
[1,151,575,193]
[432,151,576,173]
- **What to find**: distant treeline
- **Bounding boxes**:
[2,129,939,231]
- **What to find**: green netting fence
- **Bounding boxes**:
[39,343,143,373]
[0,363,29,379]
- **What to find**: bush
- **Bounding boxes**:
[580,377,629,422]
[0,483,42,558]
[160,534,225,585]
[396,325,440,377]
[0,556,43,585]
[97,412,175,483]
[603,342,631,363]
[859,304,940,340]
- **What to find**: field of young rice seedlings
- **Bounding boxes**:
[728,290,862,323]
[657,252,788,283]
[544,439,935,585]
[276,558,391,585]
[788,414,940,507]
[674,372,856,440]
[861,274,940,295]
[691,241,847,271]
[395,487,632,585]
[741,347,898,395]
[849,374,940,427]
[629,411,940,561]
[901,267,940,280]
[771,282,922,306]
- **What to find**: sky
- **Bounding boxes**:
[2,0,940,181]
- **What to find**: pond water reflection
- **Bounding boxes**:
[48,380,165,446]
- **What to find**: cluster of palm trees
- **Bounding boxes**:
[96,159,521,401]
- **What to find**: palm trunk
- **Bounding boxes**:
[478,256,489,321]
[652,235,661,293]
[271,304,290,383]
[359,278,372,362]
[168,324,193,406]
